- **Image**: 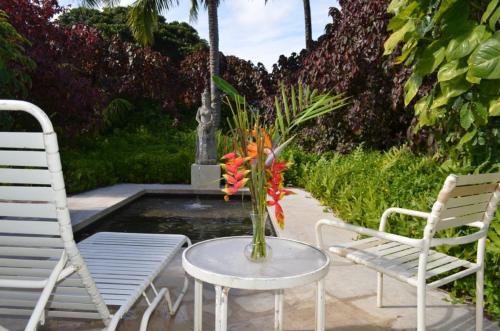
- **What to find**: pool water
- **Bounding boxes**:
[75,194,275,243]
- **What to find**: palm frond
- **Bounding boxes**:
[190,0,221,22]
[80,0,103,8]
[128,0,178,45]
[189,0,199,22]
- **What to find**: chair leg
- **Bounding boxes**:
[476,268,484,331]
[417,282,426,331]
[377,273,383,308]
[139,278,190,331]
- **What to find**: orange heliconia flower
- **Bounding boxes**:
[247,128,273,159]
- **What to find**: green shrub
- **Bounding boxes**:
[284,146,500,319]
[61,114,196,194]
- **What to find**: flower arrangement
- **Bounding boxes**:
[215,76,348,261]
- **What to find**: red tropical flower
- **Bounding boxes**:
[266,160,294,229]
[221,152,249,201]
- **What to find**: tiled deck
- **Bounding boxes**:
[1,184,498,330]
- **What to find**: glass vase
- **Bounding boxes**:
[244,211,272,262]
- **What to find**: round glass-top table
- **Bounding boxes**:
[182,236,330,331]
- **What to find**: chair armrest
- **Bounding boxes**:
[379,207,430,232]
[315,218,423,249]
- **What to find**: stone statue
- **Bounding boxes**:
[195,89,217,165]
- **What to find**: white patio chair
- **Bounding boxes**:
[0,100,192,331]
[315,173,499,331]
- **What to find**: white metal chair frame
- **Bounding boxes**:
[0,100,191,331]
[316,173,499,331]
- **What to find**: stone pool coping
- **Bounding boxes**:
[69,183,249,232]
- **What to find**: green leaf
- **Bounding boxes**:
[473,102,489,125]
[446,25,486,61]
[394,38,417,64]
[437,60,468,82]
[387,0,410,14]
[489,7,500,30]
[384,20,415,55]
[414,95,431,115]
[440,74,471,99]
[212,75,244,104]
[404,73,422,106]
[387,1,419,31]
[414,41,446,75]
[441,2,470,36]
[481,0,499,23]
[489,98,500,116]
[458,128,477,146]
[468,32,500,79]
[466,69,482,84]
[433,0,458,23]
[431,94,450,109]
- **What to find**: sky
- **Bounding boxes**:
[58,0,340,70]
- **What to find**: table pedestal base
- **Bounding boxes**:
[193,281,326,331]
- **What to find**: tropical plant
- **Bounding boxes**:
[215,76,349,260]
[2,0,106,134]
[0,9,35,98]
[269,0,414,154]
[383,0,500,166]
[179,49,273,109]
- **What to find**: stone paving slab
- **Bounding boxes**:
[1,184,498,330]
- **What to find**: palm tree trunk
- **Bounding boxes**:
[303,0,313,50]
[205,0,220,164]
[208,0,220,127]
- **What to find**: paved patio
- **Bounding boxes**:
[1,184,498,330]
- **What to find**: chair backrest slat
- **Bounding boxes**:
[441,202,490,219]
[436,212,488,231]
[0,236,64,247]
[0,220,60,235]
[0,132,45,149]
[0,202,57,219]
[0,168,52,184]
[0,150,48,167]
[450,182,497,198]
[432,173,500,232]
[446,192,492,208]
[0,186,55,202]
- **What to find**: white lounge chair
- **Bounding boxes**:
[316,173,499,331]
[0,100,192,330]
